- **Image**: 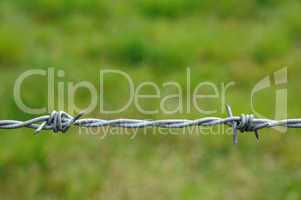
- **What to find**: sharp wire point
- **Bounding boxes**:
[255,130,260,141]
[225,105,239,144]
[35,121,47,134]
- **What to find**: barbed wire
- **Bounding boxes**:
[0,105,300,144]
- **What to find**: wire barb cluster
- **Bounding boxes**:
[0,105,300,144]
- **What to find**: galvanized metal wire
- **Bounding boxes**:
[0,105,300,144]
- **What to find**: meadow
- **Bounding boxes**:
[0,0,301,199]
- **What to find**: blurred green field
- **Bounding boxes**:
[0,0,301,199]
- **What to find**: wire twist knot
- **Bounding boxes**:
[36,111,85,133]
[237,114,256,132]
[226,105,259,144]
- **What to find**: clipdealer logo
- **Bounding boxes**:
[251,67,287,132]
[13,67,288,134]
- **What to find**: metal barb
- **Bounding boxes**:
[226,106,260,144]
[226,105,238,144]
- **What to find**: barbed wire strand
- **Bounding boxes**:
[0,105,300,144]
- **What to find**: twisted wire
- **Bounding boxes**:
[0,105,300,144]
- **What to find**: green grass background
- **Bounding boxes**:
[0,0,301,199]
